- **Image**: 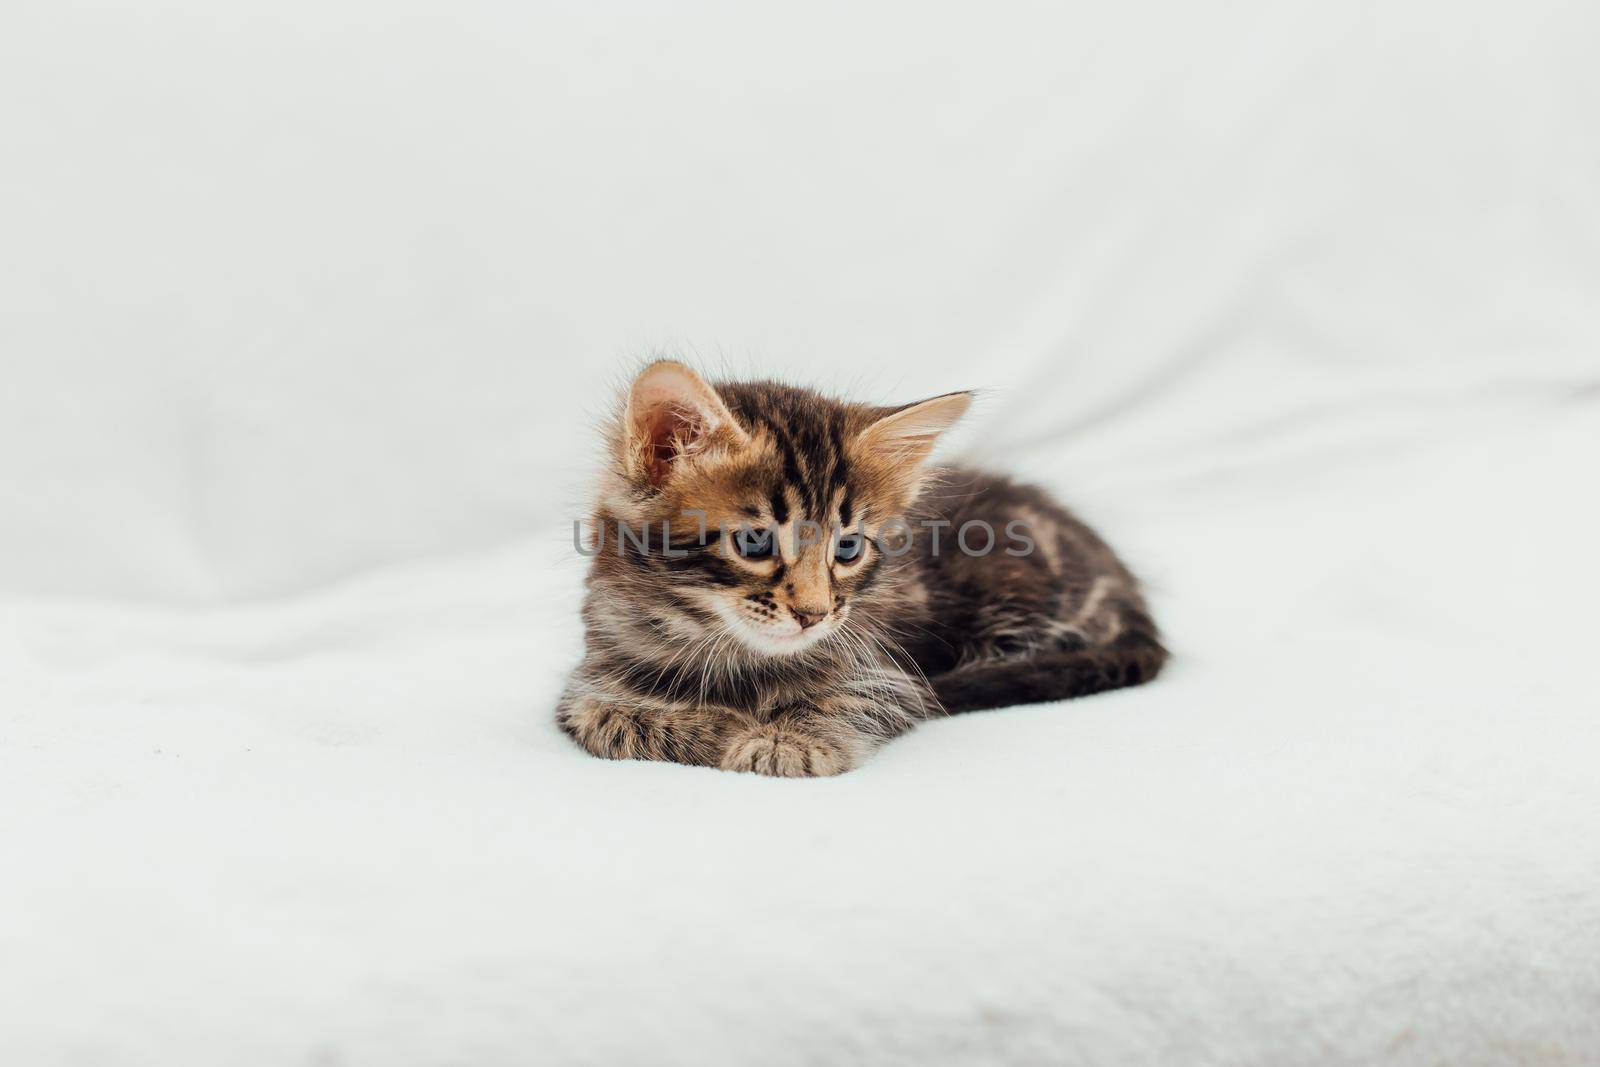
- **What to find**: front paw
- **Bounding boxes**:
[721,724,854,778]
[561,702,651,762]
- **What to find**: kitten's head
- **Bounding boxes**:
[596,361,970,657]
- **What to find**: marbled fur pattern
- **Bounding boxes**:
[557,363,1166,776]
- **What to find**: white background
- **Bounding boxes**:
[3,2,1598,1064]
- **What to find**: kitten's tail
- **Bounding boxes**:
[929,628,1168,714]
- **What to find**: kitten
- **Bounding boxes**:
[557,361,1166,777]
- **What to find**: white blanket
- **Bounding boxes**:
[3,1,1598,1063]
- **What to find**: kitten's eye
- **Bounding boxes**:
[734,527,776,560]
[835,533,865,563]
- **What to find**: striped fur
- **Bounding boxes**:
[557,362,1166,776]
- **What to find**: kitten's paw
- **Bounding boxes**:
[562,702,651,762]
[721,724,853,778]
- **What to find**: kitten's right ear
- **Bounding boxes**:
[624,360,748,488]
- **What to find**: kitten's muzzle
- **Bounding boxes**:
[790,608,828,630]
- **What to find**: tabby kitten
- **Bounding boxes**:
[557,361,1166,777]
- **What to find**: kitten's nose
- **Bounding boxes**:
[790,608,828,630]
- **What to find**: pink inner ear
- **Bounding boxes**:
[637,404,704,486]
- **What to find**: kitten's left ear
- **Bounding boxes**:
[858,391,973,464]
[625,360,749,487]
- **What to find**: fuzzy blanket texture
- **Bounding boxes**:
[3,1,1598,1064]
